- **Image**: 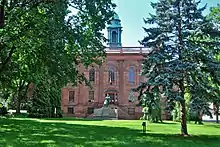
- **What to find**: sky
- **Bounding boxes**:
[107,0,219,47]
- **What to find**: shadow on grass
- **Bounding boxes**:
[35,118,178,124]
[0,118,220,147]
[42,117,104,121]
[154,121,177,125]
[214,125,220,128]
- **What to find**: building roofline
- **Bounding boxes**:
[105,46,146,49]
[105,47,152,54]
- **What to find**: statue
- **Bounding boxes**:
[92,94,117,120]
[104,94,111,107]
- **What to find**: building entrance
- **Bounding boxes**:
[105,91,118,105]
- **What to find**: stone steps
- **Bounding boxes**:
[87,104,137,120]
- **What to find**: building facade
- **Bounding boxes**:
[61,13,161,119]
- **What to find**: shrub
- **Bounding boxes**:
[0,106,8,116]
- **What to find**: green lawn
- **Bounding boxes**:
[0,118,220,147]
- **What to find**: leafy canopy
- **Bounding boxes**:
[0,0,116,114]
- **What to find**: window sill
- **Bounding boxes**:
[128,82,135,84]
[68,101,75,103]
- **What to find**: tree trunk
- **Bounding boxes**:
[179,78,188,135]
[176,1,188,135]
[177,102,181,121]
[180,100,188,135]
[16,97,21,114]
[15,80,26,114]
[0,0,5,28]
[216,105,219,123]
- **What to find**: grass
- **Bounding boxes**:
[0,118,220,147]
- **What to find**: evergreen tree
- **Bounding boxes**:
[137,87,162,122]
[208,4,220,123]
[136,0,220,135]
[189,95,212,124]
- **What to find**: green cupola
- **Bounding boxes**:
[107,13,122,48]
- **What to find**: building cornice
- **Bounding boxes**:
[105,47,152,54]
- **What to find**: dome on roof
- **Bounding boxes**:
[107,12,121,28]
[113,13,120,20]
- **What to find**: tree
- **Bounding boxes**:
[135,86,162,122]
[207,4,220,123]
[137,0,220,135]
[0,0,72,113]
[189,85,213,124]
[209,4,220,24]
[0,0,116,114]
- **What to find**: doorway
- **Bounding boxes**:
[105,92,118,105]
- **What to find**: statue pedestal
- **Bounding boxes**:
[93,106,117,120]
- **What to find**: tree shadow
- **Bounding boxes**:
[42,117,104,121]
[154,121,177,125]
[0,118,220,147]
[215,125,220,128]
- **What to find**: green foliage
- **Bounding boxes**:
[189,97,212,123]
[171,102,181,122]
[209,4,220,22]
[0,106,7,116]
[27,72,63,118]
[207,4,220,123]
[135,0,220,135]
[0,0,116,115]
[141,107,148,120]
[138,87,162,123]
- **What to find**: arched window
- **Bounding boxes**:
[108,67,116,84]
[128,67,135,83]
[112,31,117,43]
[89,68,95,82]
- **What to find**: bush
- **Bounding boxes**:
[13,113,28,118]
[5,113,14,118]
[28,112,63,118]
[28,113,48,118]
[0,106,8,116]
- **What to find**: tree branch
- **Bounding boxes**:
[0,45,16,74]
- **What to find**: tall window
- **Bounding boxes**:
[88,91,94,102]
[112,31,117,43]
[108,68,115,84]
[89,68,95,82]
[69,91,75,103]
[128,67,135,83]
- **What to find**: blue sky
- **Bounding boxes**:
[107,0,219,47]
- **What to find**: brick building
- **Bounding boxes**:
[61,13,153,119]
